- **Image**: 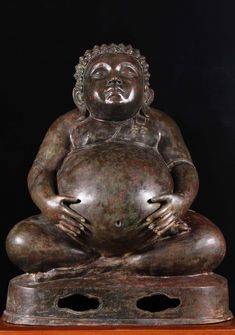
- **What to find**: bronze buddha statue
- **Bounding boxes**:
[4,44,231,325]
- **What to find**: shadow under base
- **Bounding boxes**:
[3,272,232,326]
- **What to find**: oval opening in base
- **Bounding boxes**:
[137,294,180,312]
[58,293,100,312]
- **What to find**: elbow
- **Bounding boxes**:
[171,161,200,202]
[27,166,35,193]
[27,164,45,194]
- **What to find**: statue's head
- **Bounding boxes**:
[73,44,154,121]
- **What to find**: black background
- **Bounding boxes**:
[0,0,235,315]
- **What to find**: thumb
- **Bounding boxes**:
[61,196,80,204]
[150,194,169,203]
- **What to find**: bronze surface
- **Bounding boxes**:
[4,43,232,325]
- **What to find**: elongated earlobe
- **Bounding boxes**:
[144,87,154,107]
[72,87,87,112]
[141,87,155,117]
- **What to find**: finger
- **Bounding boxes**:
[154,216,177,235]
[155,214,176,230]
[59,221,81,235]
[134,218,156,244]
[60,195,79,203]
[57,222,79,237]
[56,223,91,253]
[61,216,81,227]
[141,211,162,228]
[153,212,175,227]
[145,210,162,223]
[176,220,190,232]
[146,214,175,233]
[149,205,172,221]
[78,222,92,237]
[179,222,189,231]
[59,220,91,237]
[146,220,176,245]
[156,220,177,237]
[61,216,91,236]
[61,206,86,223]
[145,205,169,223]
[149,194,169,203]
[61,215,84,231]
[148,221,157,231]
[147,197,161,207]
[147,212,173,231]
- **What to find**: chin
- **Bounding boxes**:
[89,105,139,121]
[105,96,124,104]
[105,100,123,105]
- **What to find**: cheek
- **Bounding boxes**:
[128,84,144,101]
[84,83,105,104]
[123,78,143,91]
[84,83,97,99]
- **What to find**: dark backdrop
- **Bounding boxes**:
[1,0,235,314]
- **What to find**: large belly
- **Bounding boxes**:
[57,142,173,256]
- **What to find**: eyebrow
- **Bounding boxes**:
[90,62,111,74]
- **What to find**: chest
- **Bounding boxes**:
[69,116,160,148]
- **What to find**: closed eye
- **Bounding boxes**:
[120,67,137,78]
[91,68,108,79]
[118,62,139,78]
[90,63,111,79]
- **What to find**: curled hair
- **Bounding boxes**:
[73,43,151,108]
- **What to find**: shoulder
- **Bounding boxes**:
[48,108,87,133]
[145,107,180,130]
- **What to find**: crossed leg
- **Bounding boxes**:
[123,211,226,276]
[6,211,226,277]
[6,214,99,273]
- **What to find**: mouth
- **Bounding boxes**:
[104,86,125,100]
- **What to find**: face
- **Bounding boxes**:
[83,53,144,121]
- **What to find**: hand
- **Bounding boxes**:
[143,194,188,238]
[40,195,90,239]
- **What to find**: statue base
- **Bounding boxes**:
[3,272,232,326]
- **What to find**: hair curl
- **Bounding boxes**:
[73,43,152,109]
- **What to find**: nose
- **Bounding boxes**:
[107,76,122,86]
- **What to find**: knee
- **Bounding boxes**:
[6,219,42,272]
[198,223,226,270]
[6,217,95,273]
[186,212,226,273]
[124,212,227,276]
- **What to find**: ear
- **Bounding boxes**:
[143,87,154,107]
[72,87,87,112]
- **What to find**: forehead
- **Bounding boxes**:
[85,53,142,72]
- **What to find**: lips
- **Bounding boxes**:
[104,86,125,100]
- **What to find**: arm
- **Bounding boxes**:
[170,162,199,212]
[28,114,70,211]
[145,109,199,236]
[28,111,88,238]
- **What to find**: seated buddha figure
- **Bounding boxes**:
[6,44,226,277]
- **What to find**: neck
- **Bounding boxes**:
[89,109,144,124]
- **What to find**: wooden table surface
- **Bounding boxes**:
[0,317,235,335]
